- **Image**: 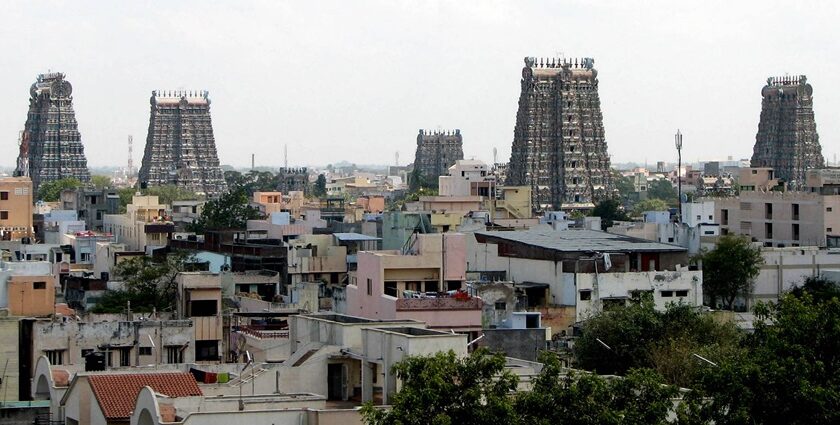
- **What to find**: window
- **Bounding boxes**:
[661,290,674,297]
[765,223,773,239]
[579,290,592,301]
[447,281,461,291]
[0,192,7,200]
[195,340,219,361]
[33,281,46,289]
[118,347,131,366]
[96,211,103,221]
[675,290,689,297]
[0,211,7,220]
[425,281,439,293]
[494,301,506,310]
[366,278,372,295]
[721,209,729,225]
[189,300,217,316]
[828,207,833,212]
[166,346,184,364]
[80,253,90,262]
[765,203,773,219]
[139,347,153,356]
[792,224,800,241]
[828,228,834,233]
[45,350,65,365]
[721,228,729,235]
[384,281,397,297]
[792,204,800,220]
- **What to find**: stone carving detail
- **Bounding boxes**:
[751,75,824,186]
[139,90,227,195]
[414,129,464,181]
[507,57,613,210]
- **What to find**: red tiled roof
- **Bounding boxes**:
[87,372,202,420]
[51,369,70,387]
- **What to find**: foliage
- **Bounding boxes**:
[515,353,678,425]
[698,234,763,310]
[191,187,263,232]
[575,296,742,386]
[789,275,840,303]
[408,167,437,192]
[312,173,327,197]
[632,198,670,216]
[361,349,518,425]
[91,252,194,313]
[144,184,200,205]
[648,179,678,204]
[37,177,82,202]
[683,293,840,424]
[591,199,629,230]
[613,170,635,200]
[90,175,113,189]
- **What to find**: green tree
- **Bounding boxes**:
[632,198,670,216]
[613,170,635,200]
[92,252,195,313]
[591,199,630,230]
[191,187,263,232]
[144,184,199,205]
[698,234,763,310]
[789,275,840,303]
[90,175,113,189]
[312,173,327,197]
[361,349,518,425]
[515,353,678,425]
[648,179,678,204]
[37,177,82,201]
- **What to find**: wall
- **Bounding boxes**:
[479,328,546,361]
[752,248,840,307]
[0,317,20,402]
[7,275,55,316]
[0,177,33,240]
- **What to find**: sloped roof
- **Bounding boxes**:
[87,372,202,420]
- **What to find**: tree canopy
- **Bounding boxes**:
[312,173,327,197]
[647,179,678,204]
[698,234,763,310]
[190,187,263,232]
[90,175,113,189]
[632,198,670,216]
[591,199,630,230]
[37,177,82,201]
[91,252,195,313]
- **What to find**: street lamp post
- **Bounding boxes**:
[675,130,683,224]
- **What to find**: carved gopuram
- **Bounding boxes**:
[507,57,613,211]
[139,90,227,195]
[277,167,309,195]
[15,72,91,192]
[751,75,824,186]
[413,129,464,182]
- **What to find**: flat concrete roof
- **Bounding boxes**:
[475,228,686,254]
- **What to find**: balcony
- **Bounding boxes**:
[144,223,175,234]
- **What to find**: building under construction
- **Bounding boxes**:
[751,75,824,186]
[507,57,613,211]
[138,90,227,195]
[15,72,91,193]
[413,129,464,184]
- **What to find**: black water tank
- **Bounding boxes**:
[85,352,106,371]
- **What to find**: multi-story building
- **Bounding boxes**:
[751,75,824,186]
[176,272,224,362]
[507,57,613,211]
[14,72,90,193]
[413,129,464,183]
[700,168,840,247]
[0,261,55,316]
[103,195,174,252]
[0,176,34,241]
[59,188,120,232]
[138,90,227,195]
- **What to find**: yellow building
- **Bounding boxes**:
[0,177,33,241]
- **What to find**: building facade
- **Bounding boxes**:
[0,177,34,240]
[139,91,227,195]
[15,72,90,193]
[507,57,613,211]
[751,76,824,186]
[413,129,464,183]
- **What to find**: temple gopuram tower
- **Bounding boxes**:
[413,129,464,182]
[507,57,613,211]
[751,75,824,186]
[139,90,227,195]
[15,72,91,192]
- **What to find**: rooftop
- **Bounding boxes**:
[333,232,381,242]
[86,372,202,420]
[475,227,686,253]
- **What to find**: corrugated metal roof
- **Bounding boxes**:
[475,228,686,253]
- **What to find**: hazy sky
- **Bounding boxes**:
[1,0,838,169]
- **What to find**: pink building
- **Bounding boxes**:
[346,233,482,335]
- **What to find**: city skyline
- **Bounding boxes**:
[1,1,838,169]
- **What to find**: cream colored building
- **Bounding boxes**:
[104,195,173,252]
[0,176,33,241]
[176,272,224,362]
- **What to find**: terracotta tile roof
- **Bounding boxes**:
[87,372,202,420]
[51,369,70,387]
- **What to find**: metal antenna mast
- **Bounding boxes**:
[127,135,134,174]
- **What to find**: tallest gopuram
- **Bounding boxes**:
[507,57,613,211]
[751,75,824,186]
[16,72,91,192]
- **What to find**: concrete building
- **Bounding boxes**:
[0,177,34,241]
[176,272,224,362]
[346,233,482,333]
[287,234,349,287]
[0,260,55,316]
[171,200,204,231]
[469,226,702,323]
[60,188,120,232]
[104,195,174,252]
[700,168,840,247]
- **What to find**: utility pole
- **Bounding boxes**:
[675,130,683,224]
